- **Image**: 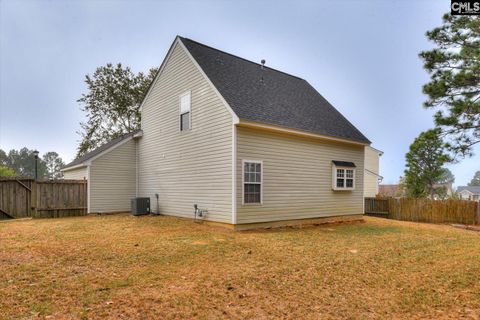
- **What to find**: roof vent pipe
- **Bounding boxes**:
[261,59,266,70]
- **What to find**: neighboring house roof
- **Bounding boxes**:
[179,37,370,144]
[457,186,480,195]
[63,130,141,170]
[378,184,399,197]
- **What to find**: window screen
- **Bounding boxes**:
[334,167,355,190]
[180,92,191,131]
[244,161,262,204]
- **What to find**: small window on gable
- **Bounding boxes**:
[179,92,191,131]
[332,161,356,191]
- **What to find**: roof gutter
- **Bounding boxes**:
[61,163,88,172]
[237,120,370,146]
[365,168,384,180]
[367,145,384,156]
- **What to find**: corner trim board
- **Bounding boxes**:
[86,165,91,213]
[232,124,237,224]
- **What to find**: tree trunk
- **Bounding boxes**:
[429,185,435,200]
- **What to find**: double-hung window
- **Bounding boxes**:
[179,92,191,131]
[243,160,262,204]
[332,161,356,190]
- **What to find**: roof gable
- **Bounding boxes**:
[63,130,140,170]
[179,37,370,144]
[457,186,480,194]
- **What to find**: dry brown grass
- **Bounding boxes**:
[1,215,480,319]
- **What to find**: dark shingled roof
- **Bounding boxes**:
[180,37,370,144]
[457,186,480,194]
[63,130,140,169]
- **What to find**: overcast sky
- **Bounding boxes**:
[0,0,478,186]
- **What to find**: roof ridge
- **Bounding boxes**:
[458,185,480,190]
[179,36,305,81]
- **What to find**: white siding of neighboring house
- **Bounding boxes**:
[459,190,476,201]
[89,138,137,213]
[364,146,381,197]
[63,167,87,180]
[236,126,365,224]
[137,41,234,223]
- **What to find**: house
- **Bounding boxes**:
[378,183,453,199]
[378,184,400,197]
[364,146,383,197]
[60,131,140,213]
[457,186,480,201]
[63,36,371,229]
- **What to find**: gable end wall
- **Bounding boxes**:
[89,138,137,213]
[138,42,233,223]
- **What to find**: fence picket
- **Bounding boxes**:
[0,177,87,219]
[365,197,479,225]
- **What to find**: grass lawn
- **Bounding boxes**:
[1,215,480,319]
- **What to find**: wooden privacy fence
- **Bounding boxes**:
[0,177,87,219]
[0,178,33,219]
[365,197,480,225]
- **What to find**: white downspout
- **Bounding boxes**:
[135,138,139,197]
[232,123,237,225]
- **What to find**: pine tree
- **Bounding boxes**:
[43,152,65,179]
[419,14,480,156]
[404,129,451,199]
[468,170,480,186]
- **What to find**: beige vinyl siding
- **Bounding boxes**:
[63,167,87,180]
[89,139,136,213]
[236,126,365,224]
[364,146,380,197]
[364,173,379,197]
[138,42,233,223]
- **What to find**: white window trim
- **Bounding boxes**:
[179,91,191,132]
[242,159,263,205]
[332,165,356,191]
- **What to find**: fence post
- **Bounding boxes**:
[475,201,480,224]
[31,180,36,218]
[84,178,87,216]
[396,198,400,220]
